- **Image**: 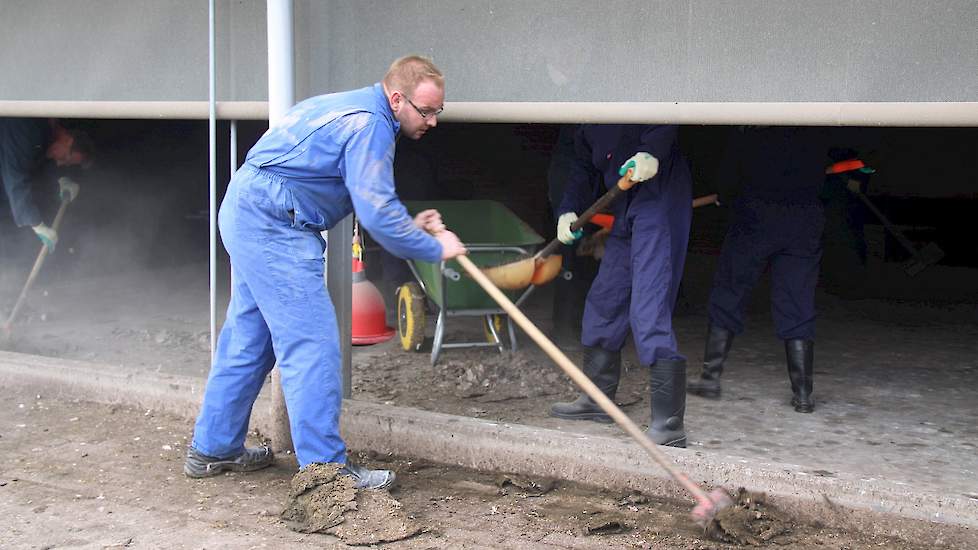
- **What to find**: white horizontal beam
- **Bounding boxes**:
[1,101,976,126]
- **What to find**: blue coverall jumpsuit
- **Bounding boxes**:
[0,118,49,229]
[709,127,827,341]
[191,84,443,468]
[558,125,692,366]
[694,126,828,412]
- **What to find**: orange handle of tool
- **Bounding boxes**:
[586,194,719,232]
[691,194,719,209]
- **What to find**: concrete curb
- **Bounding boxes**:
[2,350,974,530]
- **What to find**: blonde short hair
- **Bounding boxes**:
[383,55,444,95]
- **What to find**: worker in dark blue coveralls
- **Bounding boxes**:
[688,126,829,413]
[0,118,90,250]
[186,56,467,487]
[550,125,693,448]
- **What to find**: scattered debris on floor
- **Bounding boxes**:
[280,463,423,545]
[582,516,632,536]
[709,488,792,545]
[496,473,556,496]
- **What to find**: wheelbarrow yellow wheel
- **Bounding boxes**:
[483,314,506,345]
[397,282,425,352]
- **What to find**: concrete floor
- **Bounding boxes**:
[2,253,976,527]
[348,283,978,521]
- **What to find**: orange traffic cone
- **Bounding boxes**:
[350,234,394,346]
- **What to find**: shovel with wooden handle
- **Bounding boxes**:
[2,179,78,341]
[481,168,642,289]
[455,252,734,529]
[851,187,943,276]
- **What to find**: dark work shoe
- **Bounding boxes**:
[184,445,274,478]
[550,395,613,423]
[687,325,734,399]
[647,358,688,448]
[340,463,396,490]
[550,347,621,424]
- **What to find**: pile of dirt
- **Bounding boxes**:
[709,488,793,545]
[280,463,424,546]
[355,349,578,404]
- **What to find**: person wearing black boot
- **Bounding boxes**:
[550,347,620,423]
[548,125,693,447]
[689,127,829,413]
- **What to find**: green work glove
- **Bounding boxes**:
[557,212,583,244]
[32,223,58,251]
[618,152,659,182]
[58,177,80,203]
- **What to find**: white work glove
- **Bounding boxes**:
[32,223,58,251]
[556,212,582,245]
[58,177,80,203]
[619,152,659,182]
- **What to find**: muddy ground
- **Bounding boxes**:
[4,387,974,549]
[1,242,977,548]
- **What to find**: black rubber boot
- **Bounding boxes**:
[647,358,687,448]
[184,445,274,478]
[687,325,734,399]
[550,347,621,423]
[785,339,815,413]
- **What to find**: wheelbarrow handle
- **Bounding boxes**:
[536,169,636,260]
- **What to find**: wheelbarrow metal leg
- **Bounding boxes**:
[431,308,446,365]
[485,314,505,354]
[508,316,518,353]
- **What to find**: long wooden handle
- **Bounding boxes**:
[536,170,636,260]
[2,199,72,332]
[691,193,719,209]
[455,254,714,507]
[852,189,919,254]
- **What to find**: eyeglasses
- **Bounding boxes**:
[403,95,443,119]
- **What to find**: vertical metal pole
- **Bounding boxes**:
[207,0,218,363]
[267,0,295,454]
[326,216,353,398]
[229,120,238,175]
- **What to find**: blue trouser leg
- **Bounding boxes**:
[581,234,632,353]
[192,265,276,458]
[628,212,689,366]
[581,212,689,365]
[708,204,772,335]
[770,206,823,340]
[192,170,346,468]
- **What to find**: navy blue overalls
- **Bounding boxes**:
[708,127,828,341]
[558,125,692,366]
[0,118,48,228]
[191,84,442,468]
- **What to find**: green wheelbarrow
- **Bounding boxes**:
[397,200,544,365]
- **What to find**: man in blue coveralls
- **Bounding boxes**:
[549,125,693,448]
[185,56,467,487]
[1,118,90,251]
[687,126,828,413]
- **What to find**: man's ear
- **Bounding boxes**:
[388,90,403,114]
